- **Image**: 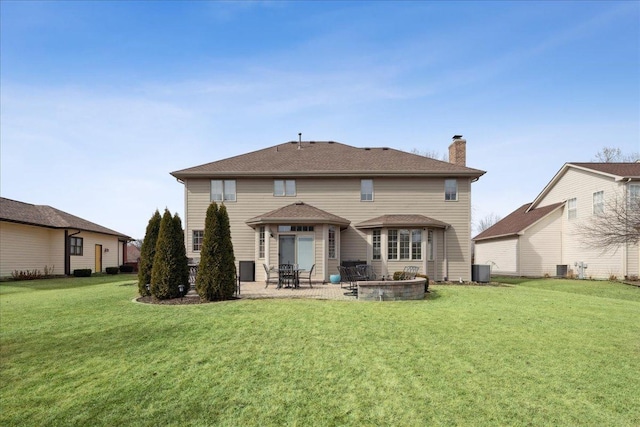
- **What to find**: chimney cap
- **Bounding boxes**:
[452,134,464,140]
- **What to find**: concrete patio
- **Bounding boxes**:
[236,280,357,301]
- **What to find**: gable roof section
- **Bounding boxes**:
[473,202,564,242]
[0,197,130,239]
[246,201,350,229]
[355,214,449,229]
[171,141,485,179]
[529,162,640,211]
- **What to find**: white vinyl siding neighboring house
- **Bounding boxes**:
[173,138,484,283]
[474,163,640,280]
[0,198,130,278]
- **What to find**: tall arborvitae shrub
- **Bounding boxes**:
[172,212,189,292]
[138,210,161,296]
[216,203,237,299]
[150,209,187,300]
[196,202,219,301]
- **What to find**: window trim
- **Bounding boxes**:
[211,180,236,202]
[192,230,204,252]
[70,236,83,256]
[444,179,458,201]
[361,179,374,202]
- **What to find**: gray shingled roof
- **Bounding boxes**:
[355,214,449,229]
[568,162,640,178]
[0,197,130,239]
[171,141,486,179]
[473,202,564,241]
[246,202,350,228]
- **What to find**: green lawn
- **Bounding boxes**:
[1,275,638,426]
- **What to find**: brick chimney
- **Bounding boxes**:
[448,135,466,166]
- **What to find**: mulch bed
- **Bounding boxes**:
[135,296,239,305]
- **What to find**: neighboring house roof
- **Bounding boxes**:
[171,140,486,179]
[0,197,130,240]
[246,201,351,229]
[127,244,141,261]
[473,202,565,242]
[529,162,640,212]
[355,214,449,229]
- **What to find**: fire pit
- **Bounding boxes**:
[357,278,426,301]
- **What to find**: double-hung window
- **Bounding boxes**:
[629,184,640,208]
[328,226,336,259]
[445,179,458,201]
[372,230,381,260]
[567,197,577,220]
[428,230,434,261]
[211,180,236,202]
[258,226,265,259]
[388,229,422,260]
[70,236,83,256]
[192,230,204,252]
[388,230,398,260]
[274,180,296,196]
[361,179,373,201]
[593,191,604,216]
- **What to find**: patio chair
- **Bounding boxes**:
[356,264,376,281]
[263,263,273,288]
[278,264,295,289]
[402,266,419,280]
[299,264,315,288]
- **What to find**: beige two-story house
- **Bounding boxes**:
[474,163,640,279]
[171,137,485,283]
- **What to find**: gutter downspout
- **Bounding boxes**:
[443,225,449,281]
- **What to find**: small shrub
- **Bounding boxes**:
[608,274,617,281]
[119,264,134,273]
[567,269,576,279]
[393,271,404,280]
[543,272,551,279]
[11,269,43,281]
[73,269,92,277]
[106,267,119,275]
[43,265,55,277]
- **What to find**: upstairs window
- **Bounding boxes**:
[70,236,83,256]
[192,230,204,252]
[629,184,640,207]
[593,191,604,216]
[567,198,577,220]
[211,180,236,202]
[274,180,296,196]
[361,179,373,201]
[445,179,458,201]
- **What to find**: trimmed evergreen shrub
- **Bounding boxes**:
[106,267,119,275]
[138,210,161,296]
[150,209,188,300]
[172,212,189,294]
[196,202,220,301]
[216,203,237,299]
[119,264,134,273]
[73,269,92,277]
